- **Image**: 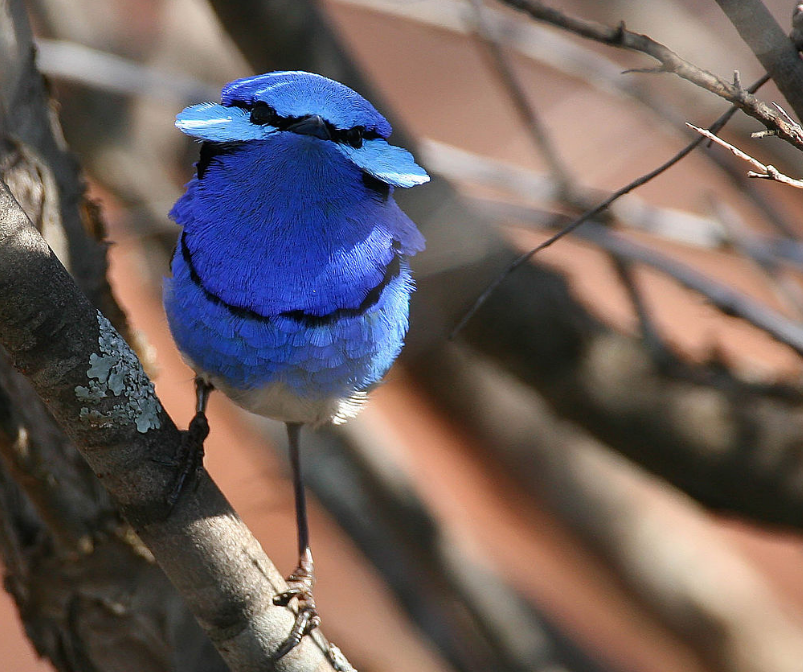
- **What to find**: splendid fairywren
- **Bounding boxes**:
[163,71,429,656]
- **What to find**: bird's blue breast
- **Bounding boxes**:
[164,238,413,397]
[171,134,423,316]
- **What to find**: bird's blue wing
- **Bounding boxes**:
[175,103,278,142]
[337,139,429,188]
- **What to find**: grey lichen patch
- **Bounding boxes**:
[75,312,162,433]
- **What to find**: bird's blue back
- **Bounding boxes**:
[163,71,428,423]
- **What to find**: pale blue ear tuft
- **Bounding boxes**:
[176,103,277,142]
[337,139,430,188]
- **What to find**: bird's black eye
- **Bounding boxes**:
[250,102,278,126]
[345,126,364,149]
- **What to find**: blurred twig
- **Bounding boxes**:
[471,197,803,356]
[708,195,803,318]
[422,140,728,248]
[35,38,217,103]
[451,72,769,338]
[408,344,803,672]
[468,0,573,196]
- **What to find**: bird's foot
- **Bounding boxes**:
[273,550,321,659]
[166,410,209,507]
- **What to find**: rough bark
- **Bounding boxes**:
[0,181,345,671]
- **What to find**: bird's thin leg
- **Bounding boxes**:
[273,422,321,658]
[289,421,310,558]
[168,377,213,506]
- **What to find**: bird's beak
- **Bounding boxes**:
[287,115,331,140]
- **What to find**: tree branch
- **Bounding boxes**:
[497,0,803,150]
[714,0,803,121]
[0,181,348,671]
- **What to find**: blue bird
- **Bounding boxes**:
[163,71,428,655]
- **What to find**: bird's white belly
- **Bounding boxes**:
[191,364,366,427]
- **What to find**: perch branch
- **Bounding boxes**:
[0,182,348,672]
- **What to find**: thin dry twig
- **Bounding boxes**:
[708,195,803,319]
[497,0,803,150]
[688,123,803,188]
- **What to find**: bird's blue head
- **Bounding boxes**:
[175,71,429,188]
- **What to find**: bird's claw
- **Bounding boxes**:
[166,411,209,507]
[273,560,320,659]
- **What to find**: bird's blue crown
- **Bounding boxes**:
[174,71,428,188]
[222,71,392,137]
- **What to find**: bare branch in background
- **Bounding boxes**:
[409,344,803,672]
[467,0,674,364]
[450,72,769,338]
[708,196,803,318]
[713,0,803,121]
[468,0,574,195]
[497,0,803,149]
[35,38,217,103]
[472,197,803,356]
